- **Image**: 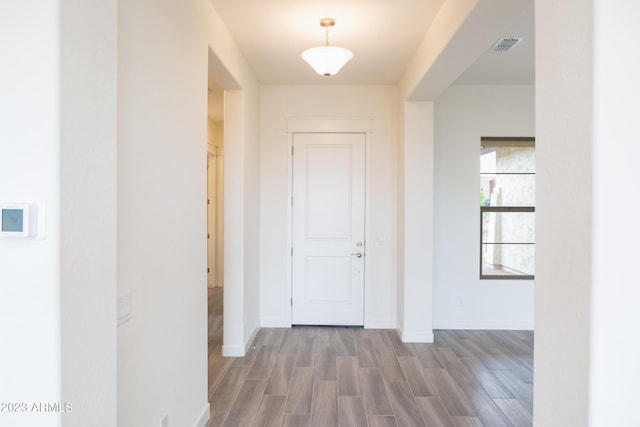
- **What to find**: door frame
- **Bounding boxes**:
[286,118,372,327]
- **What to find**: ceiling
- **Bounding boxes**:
[454,5,534,85]
[208,0,534,121]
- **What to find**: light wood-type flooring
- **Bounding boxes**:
[207,288,533,427]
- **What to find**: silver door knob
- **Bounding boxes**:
[351,252,363,258]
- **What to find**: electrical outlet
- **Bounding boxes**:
[160,414,168,427]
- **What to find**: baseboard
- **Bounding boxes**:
[222,344,245,357]
[222,326,260,357]
[192,402,210,427]
[400,329,434,343]
[433,320,534,330]
[245,326,259,350]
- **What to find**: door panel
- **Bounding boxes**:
[292,133,365,325]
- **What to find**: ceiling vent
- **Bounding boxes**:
[490,37,523,52]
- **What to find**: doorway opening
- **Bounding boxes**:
[206,74,225,400]
[207,82,225,290]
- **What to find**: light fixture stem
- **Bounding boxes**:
[319,17,335,47]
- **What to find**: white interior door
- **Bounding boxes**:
[292,132,365,325]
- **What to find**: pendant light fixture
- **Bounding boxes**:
[301,18,353,77]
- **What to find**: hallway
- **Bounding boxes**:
[206,289,533,427]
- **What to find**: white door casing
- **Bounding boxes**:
[291,132,366,325]
[207,151,216,288]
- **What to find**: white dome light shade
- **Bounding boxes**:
[301,45,354,77]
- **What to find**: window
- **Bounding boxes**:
[480,137,535,279]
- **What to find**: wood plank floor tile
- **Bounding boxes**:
[409,343,442,369]
[282,413,311,427]
[436,331,473,358]
[280,328,303,354]
[386,330,416,357]
[372,335,405,381]
[300,326,319,338]
[457,381,511,427]
[208,347,234,399]
[316,327,338,348]
[451,416,485,427]
[486,346,533,384]
[284,367,315,414]
[370,329,392,346]
[433,347,475,384]
[210,366,250,413]
[265,354,295,395]
[494,398,533,427]
[315,345,338,381]
[262,328,287,346]
[472,330,502,348]
[502,345,534,379]
[336,328,357,356]
[207,290,534,427]
[386,381,426,427]
[492,369,534,413]
[251,395,286,427]
[310,380,338,427]
[338,396,368,427]
[424,368,475,417]
[360,368,394,416]
[295,337,318,367]
[354,335,379,368]
[459,356,513,399]
[500,331,534,357]
[352,327,372,339]
[458,337,510,370]
[368,415,398,427]
[337,356,362,396]
[231,344,261,368]
[207,410,227,427]
[251,329,268,346]
[397,357,437,397]
[246,345,279,380]
[414,396,455,427]
[222,379,266,427]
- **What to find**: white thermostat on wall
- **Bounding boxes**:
[1,203,38,238]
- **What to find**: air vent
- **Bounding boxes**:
[490,37,523,52]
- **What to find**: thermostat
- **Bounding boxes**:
[1,203,37,238]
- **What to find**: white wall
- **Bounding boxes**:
[243,85,261,343]
[535,1,640,426]
[433,85,535,329]
[0,2,62,426]
[59,0,118,426]
[1,1,118,426]
[397,101,435,342]
[534,1,592,425]
[117,1,259,426]
[259,85,398,328]
[590,2,640,426]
